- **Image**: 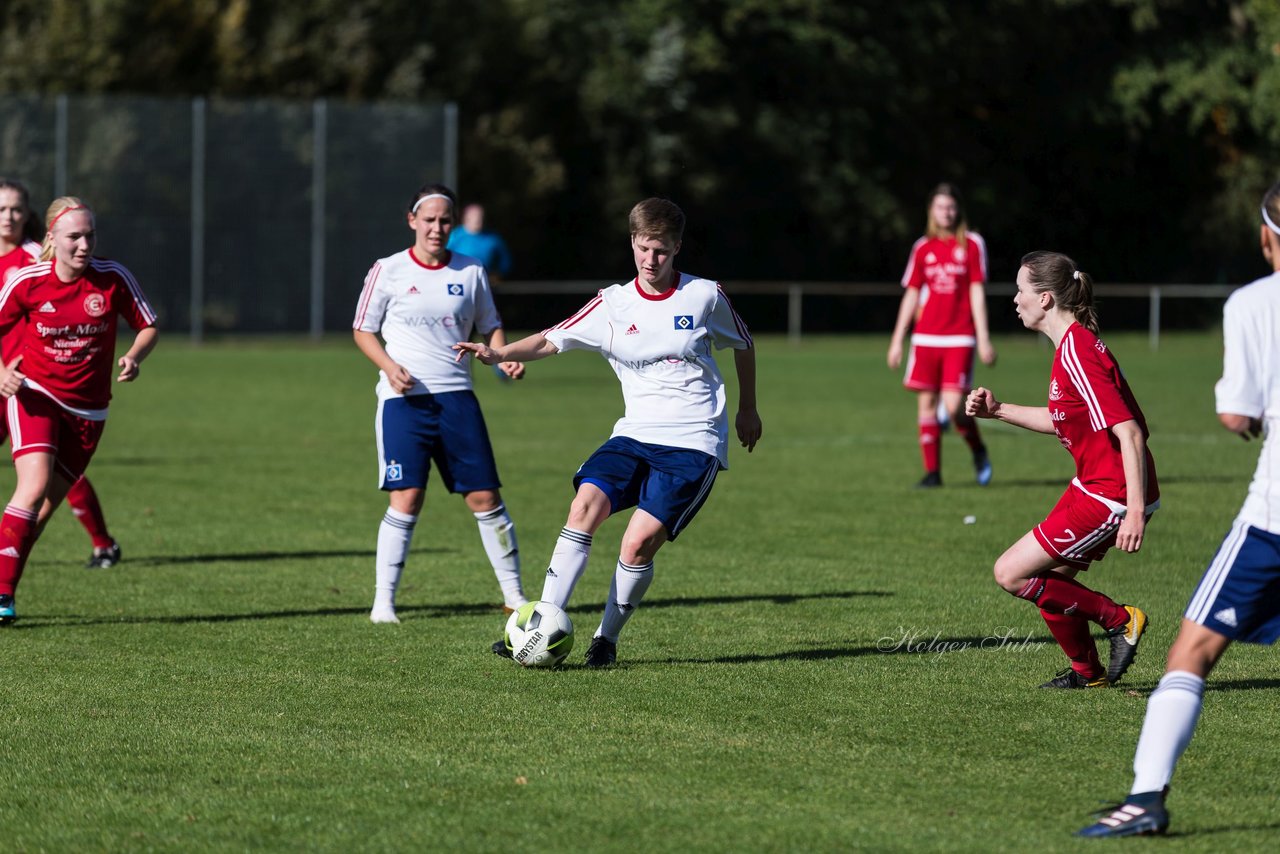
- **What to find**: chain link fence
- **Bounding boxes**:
[0,94,456,338]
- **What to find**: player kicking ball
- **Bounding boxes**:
[454,197,761,667]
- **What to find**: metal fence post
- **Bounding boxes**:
[1149,285,1162,351]
[311,98,327,340]
[54,94,68,196]
[191,97,206,345]
[788,284,803,344]
[444,102,459,192]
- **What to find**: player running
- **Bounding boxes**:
[353,182,527,624]
[0,179,123,570]
[966,251,1154,689]
[1076,181,1280,837]
[0,197,158,625]
[888,183,995,488]
[456,197,761,667]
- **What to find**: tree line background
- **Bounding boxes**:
[2,0,1278,287]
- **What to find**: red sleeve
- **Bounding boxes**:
[1062,332,1136,432]
[968,233,987,284]
[0,276,29,331]
[901,241,926,289]
[107,264,158,331]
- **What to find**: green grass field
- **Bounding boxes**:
[3,331,1277,852]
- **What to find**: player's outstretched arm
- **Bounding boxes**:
[454,332,559,366]
[1112,419,1148,552]
[733,346,762,452]
[482,327,525,380]
[116,325,159,382]
[966,387,1054,433]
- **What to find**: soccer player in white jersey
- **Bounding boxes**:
[454,197,761,667]
[967,252,1155,690]
[1077,182,1280,838]
[353,183,527,624]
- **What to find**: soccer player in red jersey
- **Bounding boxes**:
[0,179,124,570]
[888,184,995,488]
[0,197,158,625]
[966,251,1153,688]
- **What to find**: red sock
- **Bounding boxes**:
[1016,574,1127,630]
[918,419,941,473]
[0,505,38,595]
[1040,608,1104,678]
[954,418,986,454]
[67,475,114,549]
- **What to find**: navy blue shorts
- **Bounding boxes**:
[375,391,501,493]
[573,436,719,541]
[1185,520,1280,645]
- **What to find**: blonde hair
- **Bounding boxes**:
[924,182,969,249]
[1021,250,1099,335]
[40,196,92,262]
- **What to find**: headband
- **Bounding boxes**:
[49,204,87,231]
[1263,203,1280,237]
[411,193,453,214]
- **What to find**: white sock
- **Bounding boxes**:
[539,527,593,609]
[474,503,525,609]
[596,560,654,642]
[373,508,417,612]
[1131,670,1206,794]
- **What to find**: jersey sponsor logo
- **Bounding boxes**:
[625,324,639,335]
[39,301,57,313]
[1050,408,1066,422]
[1212,607,1238,628]
[674,315,693,330]
[1052,529,1077,544]
[447,283,464,296]
[83,292,107,317]
[616,354,697,371]
[385,461,403,482]
[402,314,463,329]
[1049,378,1063,401]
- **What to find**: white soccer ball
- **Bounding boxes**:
[503,601,574,667]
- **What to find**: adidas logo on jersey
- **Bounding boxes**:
[1213,607,1238,628]
[39,301,56,313]
[625,324,639,335]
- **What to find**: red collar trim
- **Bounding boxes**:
[634,272,679,301]
[409,248,450,269]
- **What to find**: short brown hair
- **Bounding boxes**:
[629,198,685,243]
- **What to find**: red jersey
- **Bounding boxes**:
[0,241,41,363]
[0,257,157,414]
[901,233,987,339]
[1048,323,1159,506]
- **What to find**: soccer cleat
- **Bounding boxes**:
[584,635,617,668]
[1075,791,1169,838]
[1039,667,1109,689]
[914,471,942,489]
[0,593,14,626]
[369,607,400,624]
[491,639,512,659]
[85,541,122,570]
[974,450,993,486]
[1106,605,1148,684]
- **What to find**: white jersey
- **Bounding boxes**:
[543,273,752,467]
[1216,270,1280,533]
[353,249,502,399]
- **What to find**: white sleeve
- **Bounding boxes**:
[473,268,502,335]
[1215,294,1263,416]
[353,261,389,333]
[543,292,608,352]
[707,284,753,350]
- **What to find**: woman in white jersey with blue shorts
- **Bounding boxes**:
[455,197,762,667]
[353,183,527,624]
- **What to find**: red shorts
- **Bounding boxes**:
[904,344,974,392]
[1033,485,1128,568]
[7,389,105,480]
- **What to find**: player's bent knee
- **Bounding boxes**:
[991,559,1023,593]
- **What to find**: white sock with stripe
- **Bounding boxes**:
[373,508,418,614]
[539,527,593,609]
[474,503,525,609]
[596,559,654,642]
[1130,670,1206,794]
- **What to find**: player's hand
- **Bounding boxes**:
[978,340,997,367]
[116,355,141,382]
[0,354,23,397]
[385,363,415,394]
[452,341,500,366]
[887,341,903,370]
[1238,417,1263,441]
[966,387,999,419]
[497,361,525,380]
[1115,513,1145,553]
[736,407,762,453]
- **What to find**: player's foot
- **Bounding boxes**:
[1106,605,1148,684]
[369,606,400,624]
[85,541,122,569]
[973,450,993,486]
[584,635,617,668]
[1038,667,1109,689]
[0,593,14,626]
[1075,790,1169,837]
[491,639,512,659]
[914,471,942,489]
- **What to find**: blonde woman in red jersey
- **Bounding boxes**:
[966,251,1154,689]
[0,197,158,625]
[0,180,125,571]
[888,184,995,488]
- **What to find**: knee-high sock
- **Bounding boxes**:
[1015,574,1128,630]
[954,418,986,454]
[596,559,654,642]
[918,418,941,473]
[1040,608,1103,678]
[539,527,593,609]
[1131,670,1206,794]
[0,505,38,595]
[374,508,417,610]
[474,503,524,609]
[66,475,114,549]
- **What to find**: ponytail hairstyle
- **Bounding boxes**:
[40,196,92,262]
[408,182,456,217]
[0,177,44,245]
[1021,250,1099,335]
[924,182,969,249]
[1262,180,1280,237]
